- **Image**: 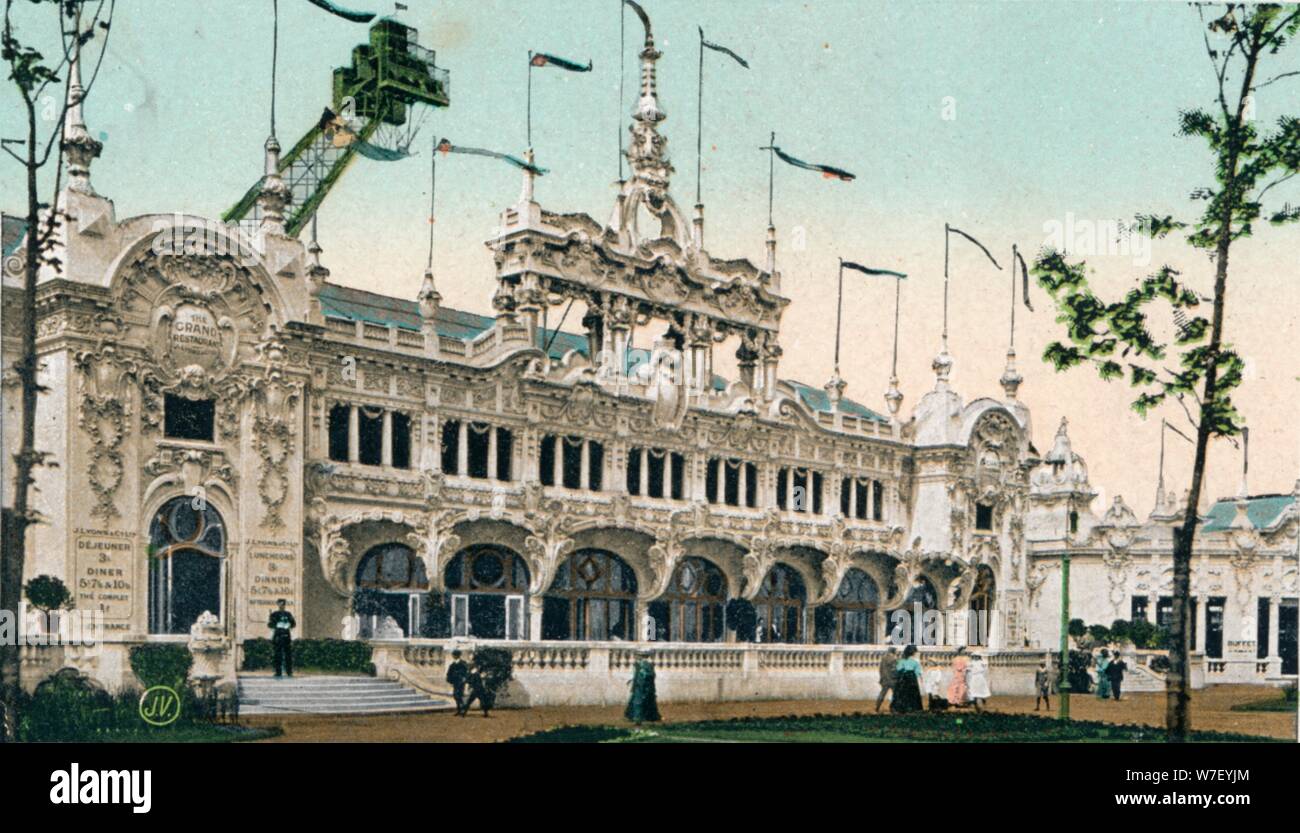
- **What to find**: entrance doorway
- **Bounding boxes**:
[1280,599,1298,676]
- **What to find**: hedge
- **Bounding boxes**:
[129,643,193,692]
[241,638,375,674]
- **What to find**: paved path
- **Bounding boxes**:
[244,684,1295,742]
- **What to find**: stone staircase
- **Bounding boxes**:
[237,674,454,716]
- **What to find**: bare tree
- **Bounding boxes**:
[1,0,114,742]
[1033,3,1300,741]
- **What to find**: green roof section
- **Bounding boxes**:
[786,379,889,423]
[317,284,879,417]
[1201,494,1295,532]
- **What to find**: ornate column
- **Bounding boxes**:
[529,596,544,642]
[579,439,591,490]
[666,451,676,500]
[347,405,360,463]
[381,410,393,467]
[552,436,563,488]
[639,447,650,496]
[457,420,469,475]
[487,426,499,481]
[1195,594,1207,652]
[1267,595,1280,660]
[737,460,747,508]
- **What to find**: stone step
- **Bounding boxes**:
[236,674,453,716]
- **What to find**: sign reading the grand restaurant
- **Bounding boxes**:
[168,303,225,370]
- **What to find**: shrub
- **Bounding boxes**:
[1109,619,1132,643]
[24,575,73,612]
[129,643,193,692]
[241,638,374,674]
[1087,624,1111,644]
[18,668,112,741]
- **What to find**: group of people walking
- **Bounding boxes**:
[444,649,494,717]
[1093,648,1127,701]
[877,645,991,713]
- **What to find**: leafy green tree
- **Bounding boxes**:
[1033,4,1300,741]
[23,574,72,614]
[1,0,115,744]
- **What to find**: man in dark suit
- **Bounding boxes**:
[446,649,470,716]
[267,599,296,678]
[1106,655,1127,701]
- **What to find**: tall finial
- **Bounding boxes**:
[62,10,102,195]
[258,135,291,235]
[1000,346,1023,400]
[623,0,670,192]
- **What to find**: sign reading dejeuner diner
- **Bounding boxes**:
[74,529,135,630]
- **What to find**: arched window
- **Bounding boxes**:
[148,497,225,635]
[444,546,529,640]
[888,576,939,645]
[542,549,637,641]
[754,563,805,643]
[967,566,996,646]
[816,568,879,644]
[648,557,727,642]
[355,543,429,638]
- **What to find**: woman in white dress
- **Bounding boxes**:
[966,653,992,712]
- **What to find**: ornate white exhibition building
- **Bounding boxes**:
[3,16,1296,706]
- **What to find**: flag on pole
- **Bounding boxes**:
[530,52,593,72]
[436,138,549,175]
[947,226,1002,269]
[700,27,749,68]
[303,0,376,23]
[1014,247,1033,311]
[842,261,907,279]
[766,144,855,181]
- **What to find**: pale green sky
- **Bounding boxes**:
[4,0,1299,514]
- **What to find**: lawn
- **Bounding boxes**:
[508,711,1283,743]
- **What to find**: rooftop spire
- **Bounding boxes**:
[61,17,102,195]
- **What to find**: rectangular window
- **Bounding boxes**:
[670,452,685,500]
[792,469,808,513]
[441,419,461,474]
[705,457,719,504]
[1131,596,1149,623]
[776,467,788,510]
[328,404,350,462]
[467,423,491,479]
[723,459,740,507]
[872,479,884,520]
[812,472,824,514]
[975,503,994,531]
[627,447,642,495]
[539,435,556,486]
[745,462,758,508]
[647,449,665,498]
[391,411,412,469]
[1258,597,1270,660]
[495,426,513,481]
[358,409,383,466]
[588,441,604,491]
[855,480,869,520]
[561,436,583,489]
[840,477,851,516]
[163,394,215,442]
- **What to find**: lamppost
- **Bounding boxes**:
[1058,548,1071,720]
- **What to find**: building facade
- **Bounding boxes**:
[3,17,1295,706]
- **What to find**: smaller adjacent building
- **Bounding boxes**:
[1025,418,1300,685]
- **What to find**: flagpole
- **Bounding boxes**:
[527,50,533,149]
[767,131,776,227]
[618,4,626,181]
[427,146,436,270]
[942,222,950,351]
[834,259,844,374]
[1010,243,1018,349]
[892,275,902,378]
[696,27,704,206]
[270,0,278,139]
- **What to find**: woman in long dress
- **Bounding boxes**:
[625,652,661,724]
[890,645,925,713]
[1095,649,1112,700]
[947,646,969,706]
[966,653,991,712]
